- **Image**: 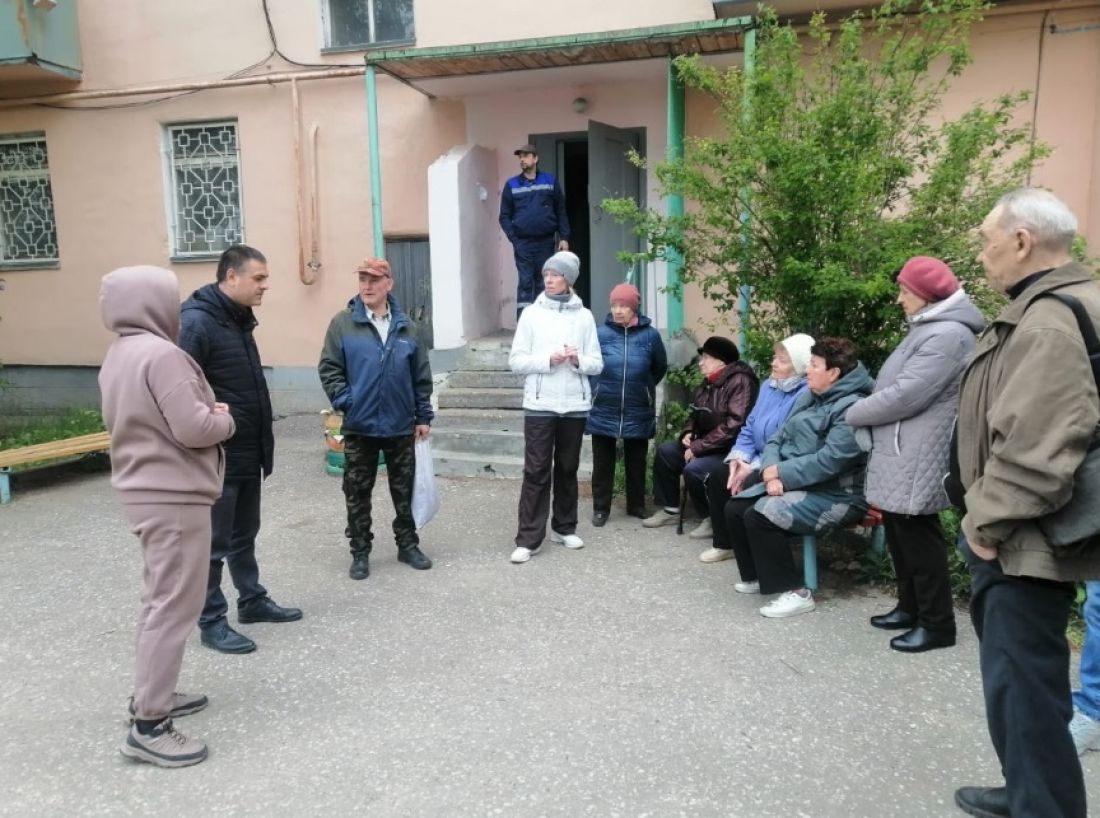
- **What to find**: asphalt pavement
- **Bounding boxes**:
[2,413,1096,817]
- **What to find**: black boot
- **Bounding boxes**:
[954,786,1010,818]
[592,510,609,527]
[869,606,916,630]
[238,596,303,624]
[200,620,256,654]
[890,626,957,653]
[349,554,370,580]
[397,546,432,570]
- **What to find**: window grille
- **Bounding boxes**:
[0,134,59,268]
[323,0,414,49]
[165,121,243,259]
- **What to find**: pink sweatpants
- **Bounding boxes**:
[122,503,211,721]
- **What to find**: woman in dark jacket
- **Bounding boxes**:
[586,283,668,526]
[643,336,758,536]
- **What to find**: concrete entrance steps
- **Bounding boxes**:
[432,333,592,479]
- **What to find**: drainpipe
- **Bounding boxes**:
[737,22,756,354]
[365,64,385,256]
[665,57,685,334]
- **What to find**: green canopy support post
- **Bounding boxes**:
[737,23,756,354]
[665,57,686,334]
[365,64,385,256]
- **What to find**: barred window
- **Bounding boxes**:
[0,134,59,268]
[165,121,243,259]
[323,0,414,49]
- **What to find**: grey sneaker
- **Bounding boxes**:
[642,510,679,528]
[127,692,209,721]
[1070,710,1100,755]
[120,719,208,768]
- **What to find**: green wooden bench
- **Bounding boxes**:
[0,431,111,504]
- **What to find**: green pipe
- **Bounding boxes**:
[665,56,685,334]
[365,65,384,256]
[737,24,757,355]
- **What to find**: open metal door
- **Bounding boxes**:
[588,120,642,318]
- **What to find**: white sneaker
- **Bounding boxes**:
[735,580,760,594]
[642,510,679,528]
[510,544,542,564]
[688,518,713,539]
[1070,710,1100,755]
[550,530,584,549]
[759,590,815,618]
[699,547,734,563]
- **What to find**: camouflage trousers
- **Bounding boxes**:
[342,433,418,557]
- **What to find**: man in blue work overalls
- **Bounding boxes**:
[499,144,571,320]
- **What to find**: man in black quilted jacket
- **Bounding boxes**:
[179,245,302,654]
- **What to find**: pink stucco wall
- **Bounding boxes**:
[0,1,1097,370]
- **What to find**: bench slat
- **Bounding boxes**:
[0,431,111,468]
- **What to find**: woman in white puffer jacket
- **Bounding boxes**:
[508,251,603,564]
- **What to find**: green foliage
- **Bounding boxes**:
[0,409,105,451]
[603,0,1046,370]
[658,365,704,441]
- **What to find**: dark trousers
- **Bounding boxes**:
[963,536,1085,818]
[590,434,648,515]
[513,236,557,311]
[882,511,955,632]
[200,476,267,628]
[652,440,723,516]
[343,433,418,557]
[706,458,734,549]
[724,496,804,594]
[515,416,586,548]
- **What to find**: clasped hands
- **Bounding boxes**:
[549,344,579,367]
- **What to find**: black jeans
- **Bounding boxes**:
[882,511,955,632]
[515,416,586,548]
[963,536,1085,818]
[652,440,723,516]
[200,476,268,628]
[343,433,418,557]
[590,434,648,515]
[724,496,804,594]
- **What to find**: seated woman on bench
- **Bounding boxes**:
[723,337,873,619]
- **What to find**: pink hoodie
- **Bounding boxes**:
[98,266,235,504]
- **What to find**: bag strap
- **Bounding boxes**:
[1029,291,1100,391]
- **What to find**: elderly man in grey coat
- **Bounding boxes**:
[847,256,984,654]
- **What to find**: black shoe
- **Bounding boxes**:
[626,506,646,519]
[200,621,256,654]
[890,625,957,653]
[237,596,303,624]
[349,555,370,580]
[398,546,432,570]
[592,510,609,527]
[954,786,1010,818]
[869,607,917,630]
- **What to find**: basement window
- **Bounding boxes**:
[323,0,415,50]
[0,133,59,270]
[164,121,244,261]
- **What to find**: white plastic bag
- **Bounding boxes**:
[412,438,441,530]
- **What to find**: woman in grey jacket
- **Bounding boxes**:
[846,257,985,653]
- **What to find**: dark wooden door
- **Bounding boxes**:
[384,237,433,349]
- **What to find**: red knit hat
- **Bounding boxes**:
[609,282,640,311]
[897,256,959,302]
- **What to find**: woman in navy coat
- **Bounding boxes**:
[586,284,668,526]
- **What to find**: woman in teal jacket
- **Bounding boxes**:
[724,337,872,619]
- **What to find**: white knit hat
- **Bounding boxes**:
[780,333,816,376]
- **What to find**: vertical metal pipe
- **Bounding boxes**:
[737,24,757,354]
[365,64,384,256]
[665,56,686,334]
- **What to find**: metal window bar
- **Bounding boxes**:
[165,121,243,258]
[0,135,59,265]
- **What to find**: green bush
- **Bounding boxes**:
[0,409,105,451]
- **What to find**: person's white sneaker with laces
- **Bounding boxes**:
[699,547,734,563]
[688,518,713,539]
[120,719,207,768]
[760,590,815,618]
[510,544,542,564]
[550,530,584,549]
[735,580,760,594]
[1070,710,1100,755]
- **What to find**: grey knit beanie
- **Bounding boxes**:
[543,251,581,286]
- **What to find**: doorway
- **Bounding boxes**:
[530,122,645,318]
